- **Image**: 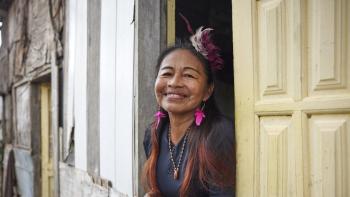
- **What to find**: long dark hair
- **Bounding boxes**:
[143,43,235,196]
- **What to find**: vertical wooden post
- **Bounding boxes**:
[51,49,60,197]
[40,83,53,197]
[232,0,255,196]
[167,0,176,45]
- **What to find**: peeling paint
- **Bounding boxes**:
[59,163,110,197]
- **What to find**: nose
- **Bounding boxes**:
[168,73,183,88]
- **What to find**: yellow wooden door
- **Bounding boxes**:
[40,83,54,197]
[233,0,350,196]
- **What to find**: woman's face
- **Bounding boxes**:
[155,49,213,115]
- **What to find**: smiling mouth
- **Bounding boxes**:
[164,93,186,99]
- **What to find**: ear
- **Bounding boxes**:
[203,84,214,101]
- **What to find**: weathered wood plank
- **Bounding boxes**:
[87,0,101,177]
[135,0,167,195]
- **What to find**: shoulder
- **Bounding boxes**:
[205,114,235,160]
[143,125,152,158]
[144,125,152,142]
[202,114,236,189]
[209,114,235,143]
[216,115,234,132]
[143,121,168,158]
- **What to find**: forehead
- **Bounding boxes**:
[160,49,205,70]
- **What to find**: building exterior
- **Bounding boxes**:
[0,0,349,197]
[0,0,63,196]
[0,0,164,196]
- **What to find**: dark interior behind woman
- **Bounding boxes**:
[142,22,235,197]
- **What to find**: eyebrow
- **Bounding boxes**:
[160,66,173,70]
[160,65,201,74]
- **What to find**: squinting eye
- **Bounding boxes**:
[161,72,172,76]
[184,74,194,78]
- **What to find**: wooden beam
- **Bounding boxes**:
[51,44,60,197]
[135,0,167,195]
[87,0,101,176]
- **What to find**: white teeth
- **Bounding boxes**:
[167,93,184,98]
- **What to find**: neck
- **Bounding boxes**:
[168,112,194,144]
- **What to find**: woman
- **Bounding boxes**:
[143,25,235,197]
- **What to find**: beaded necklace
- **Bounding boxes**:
[168,125,190,180]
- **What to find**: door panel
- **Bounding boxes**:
[308,0,350,96]
[258,116,301,197]
[233,0,350,196]
[257,0,300,102]
[307,114,350,197]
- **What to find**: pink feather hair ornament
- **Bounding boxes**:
[179,13,224,71]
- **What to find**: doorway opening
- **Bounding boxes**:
[174,0,234,119]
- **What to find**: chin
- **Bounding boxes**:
[162,105,182,113]
[163,106,195,115]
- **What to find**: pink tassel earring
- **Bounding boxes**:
[155,106,166,129]
[194,102,206,126]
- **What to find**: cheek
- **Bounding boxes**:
[190,83,210,100]
[154,79,165,97]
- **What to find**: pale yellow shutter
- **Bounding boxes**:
[233,0,350,196]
